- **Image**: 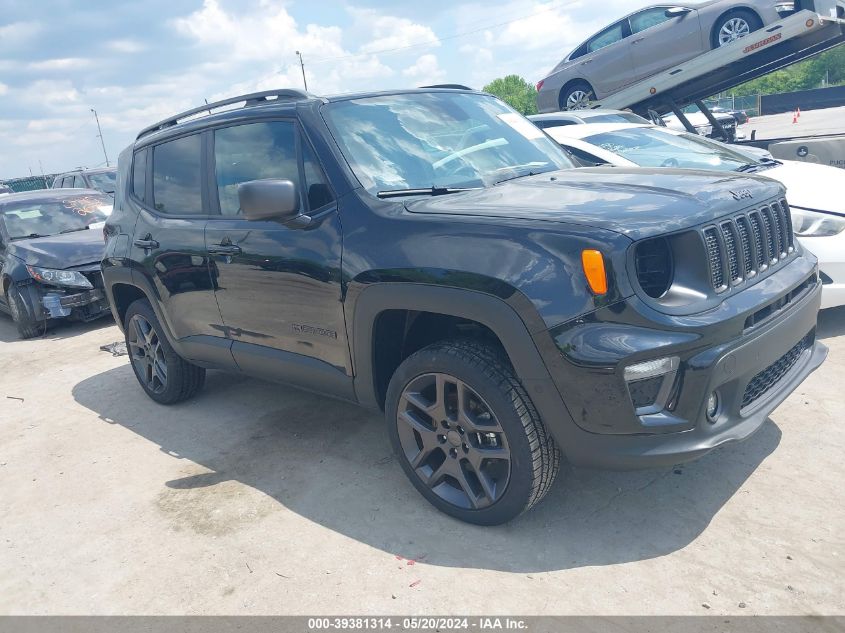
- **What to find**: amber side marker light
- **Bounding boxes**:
[806,19,815,28]
[581,249,608,295]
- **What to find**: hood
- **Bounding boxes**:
[405,168,784,241]
[762,160,845,215]
[7,228,105,269]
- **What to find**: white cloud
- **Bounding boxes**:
[0,82,8,96]
[402,54,446,86]
[106,39,146,54]
[353,10,440,55]
[0,21,42,49]
[28,58,91,71]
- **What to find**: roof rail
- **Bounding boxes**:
[136,89,315,140]
[418,84,474,90]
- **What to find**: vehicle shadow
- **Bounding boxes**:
[817,305,845,340]
[72,366,780,573]
[0,314,115,343]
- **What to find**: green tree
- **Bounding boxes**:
[732,46,845,96]
[482,75,538,115]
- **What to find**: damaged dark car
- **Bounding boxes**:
[0,189,113,339]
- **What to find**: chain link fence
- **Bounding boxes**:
[0,174,58,193]
[702,95,762,117]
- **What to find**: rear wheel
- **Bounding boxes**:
[6,283,41,339]
[560,81,594,111]
[713,10,763,48]
[386,340,561,525]
[124,298,205,404]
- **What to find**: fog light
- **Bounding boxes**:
[706,391,720,421]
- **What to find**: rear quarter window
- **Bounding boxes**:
[152,134,203,215]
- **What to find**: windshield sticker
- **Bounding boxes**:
[497,113,545,140]
[63,196,108,216]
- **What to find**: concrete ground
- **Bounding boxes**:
[740,105,845,139]
[1,309,844,616]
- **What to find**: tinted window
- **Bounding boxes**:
[566,146,608,167]
[214,121,298,216]
[629,7,672,34]
[588,22,625,52]
[153,134,203,215]
[301,139,334,210]
[533,119,576,129]
[73,175,86,188]
[133,149,147,202]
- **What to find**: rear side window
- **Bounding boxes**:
[132,149,148,202]
[152,134,203,215]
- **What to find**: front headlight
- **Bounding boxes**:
[25,265,93,289]
[791,208,845,237]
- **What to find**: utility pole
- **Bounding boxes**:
[90,108,110,167]
[295,51,308,91]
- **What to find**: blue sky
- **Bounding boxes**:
[0,0,651,179]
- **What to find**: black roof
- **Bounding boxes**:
[135,86,482,143]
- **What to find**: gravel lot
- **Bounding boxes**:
[1,309,844,615]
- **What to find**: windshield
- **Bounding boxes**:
[322,92,574,195]
[0,194,113,240]
[584,127,756,171]
[87,171,117,193]
[585,112,650,124]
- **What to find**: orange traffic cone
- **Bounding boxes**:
[792,110,798,124]
[797,107,801,118]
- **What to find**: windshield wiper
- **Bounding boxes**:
[60,227,89,234]
[735,163,765,173]
[10,233,47,240]
[376,186,476,199]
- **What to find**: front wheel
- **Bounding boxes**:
[713,10,763,48]
[6,283,42,339]
[385,340,561,525]
[124,298,205,404]
[560,82,594,111]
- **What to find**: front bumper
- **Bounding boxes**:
[19,282,110,323]
[544,257,826,469]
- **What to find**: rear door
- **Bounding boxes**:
[628,6,704,82]
[204,119,351,397]
[579,20,635,97]
[128,133,229,363]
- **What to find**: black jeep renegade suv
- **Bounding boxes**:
[102,87,827,525]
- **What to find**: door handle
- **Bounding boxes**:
[208,243,242,255]
[632,37,645,44]
[580,59,593,65]
[133,235,159,251]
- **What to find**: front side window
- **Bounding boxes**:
[0,194,113,240]
[588,22,625,52]
[322,93,574,195]
[629,7,672,34]
[72,175,86,188]
[152,134,203,215]
[213,121,299,216]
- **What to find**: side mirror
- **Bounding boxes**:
[665,7,692,17]
[238,179,302,223]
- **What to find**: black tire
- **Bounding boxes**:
[560,81,594,111]
[712,10,763,49]
[385,339,561,525]
[124,298,205,404]
[6,283,42,339]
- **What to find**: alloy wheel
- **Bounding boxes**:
[719,18,751,45]
[396,373,511,511]
[566,90,591,110]
[127,314,167,394]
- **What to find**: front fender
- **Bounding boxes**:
[348,282,579,449]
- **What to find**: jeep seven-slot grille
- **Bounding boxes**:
[742,334,811,409]
[704,199,795,292]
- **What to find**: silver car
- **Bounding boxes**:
[537,1,833,112]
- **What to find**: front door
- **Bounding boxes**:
[580,20,634,97]
[629,6,704,83]
[204,120,351,397]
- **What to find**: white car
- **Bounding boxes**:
[544,122,845,308]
